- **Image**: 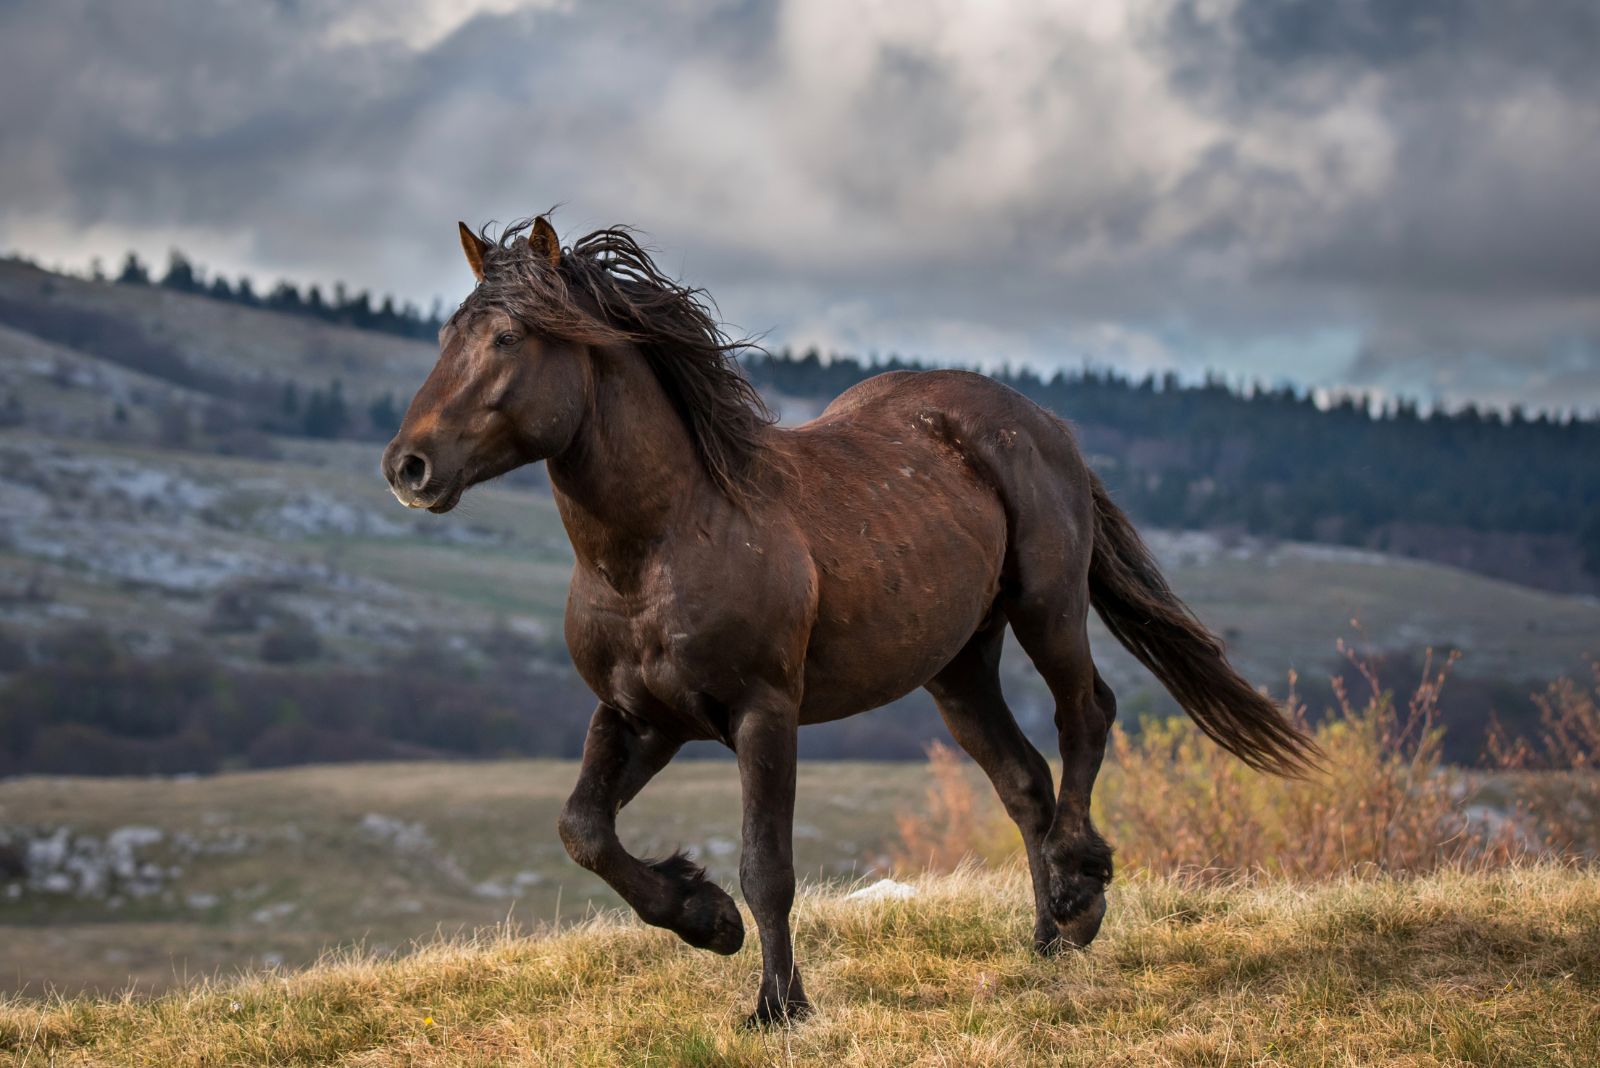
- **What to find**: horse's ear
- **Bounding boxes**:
[530,216,561,269]
[458,221,489,282]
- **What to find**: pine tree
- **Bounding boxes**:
[368,392,401,435]
[161,250,199,293]
[116,252,150,285]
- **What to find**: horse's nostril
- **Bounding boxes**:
[398,454,429,491]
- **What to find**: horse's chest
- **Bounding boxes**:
[565,574,716,730]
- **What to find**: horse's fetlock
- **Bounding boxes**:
[648,850,709,886]
[1079,833,1114,884]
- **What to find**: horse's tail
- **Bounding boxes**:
[1087,474,1322,777]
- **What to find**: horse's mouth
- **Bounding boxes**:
[390,479,464,514]
[426,482,464,514]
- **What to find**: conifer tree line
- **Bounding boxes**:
[111,249,445,341]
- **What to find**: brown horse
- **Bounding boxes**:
[382,216,1318,1025]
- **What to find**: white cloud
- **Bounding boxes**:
[1,0,1596,407]
[322,0,565,50]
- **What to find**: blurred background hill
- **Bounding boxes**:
[1,251,1596,778]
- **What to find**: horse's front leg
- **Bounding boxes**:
[559,702,744,954]
[733,693,811,1026]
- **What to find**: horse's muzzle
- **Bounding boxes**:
[381,441,461,512]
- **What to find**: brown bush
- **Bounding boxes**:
[1095,643,1530,878]
[885,741,1019,874]
[1488,662,1600,771]
[891,641,1580,879]
[1486,661,1600,853]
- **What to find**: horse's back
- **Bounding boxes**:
[807,368,1018,424]
[801,369,1096,560]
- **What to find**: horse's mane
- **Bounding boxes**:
[456,218,775,500]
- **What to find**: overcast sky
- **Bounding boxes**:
[3,0,1597,410]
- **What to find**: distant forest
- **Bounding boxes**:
[747,353,1600,583]
[109,248,447,341]
[89,248,1600,580]
[0,619,1541,774]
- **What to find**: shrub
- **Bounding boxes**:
[1489,661,1600,771]
[885,741,1019,874]
[890,642,1578,879]
[1094,644,1526,878]
[1486,661,1600,854]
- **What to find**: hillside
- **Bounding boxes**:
[3,865,1597,1066]
[1,256,1598,772]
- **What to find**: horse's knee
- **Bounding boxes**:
[557,800,608,870]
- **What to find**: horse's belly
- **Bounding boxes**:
[799,631,980,723]
[796,494,1006,723]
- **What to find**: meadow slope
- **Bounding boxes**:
[3,865,1597,1067]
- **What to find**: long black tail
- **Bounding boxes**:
[1087,475,1321,777]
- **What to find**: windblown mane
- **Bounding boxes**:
[456,218,775,499]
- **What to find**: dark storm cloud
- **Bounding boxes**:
[1,0,1596,408]
[1164,0,1600,294]
[1155,0,1600,403]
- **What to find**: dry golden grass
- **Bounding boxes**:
[3,864,1597,1067]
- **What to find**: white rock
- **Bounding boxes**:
[251,901,298,925]
[845,878,918,902]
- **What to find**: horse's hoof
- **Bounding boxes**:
[1032,914,1069,955]
[742,996,813,1030]
[1054,890,1107,949]
[1047,837,1111,933]
[676,881,745,955]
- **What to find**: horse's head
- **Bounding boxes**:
[383,218,591,513]
[386,216,773,512]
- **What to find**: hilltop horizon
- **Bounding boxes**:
[8,246,1598,424]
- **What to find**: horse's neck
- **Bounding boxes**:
[547,344,714,577]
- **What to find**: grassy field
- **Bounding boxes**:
[0,761,931,996]
[3,865,1596,1066]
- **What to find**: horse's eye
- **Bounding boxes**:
[495,332,520,349]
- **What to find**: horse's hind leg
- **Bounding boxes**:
[926,620,1061,952]
[1006,590,1117,949]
